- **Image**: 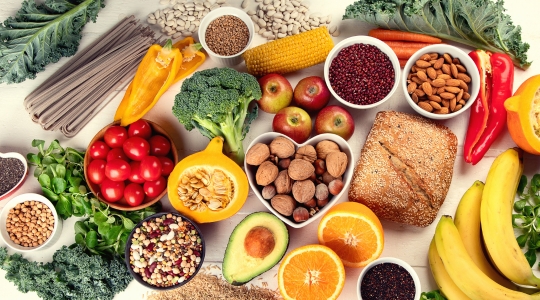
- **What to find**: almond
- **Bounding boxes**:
[453,57,461,65]
[458,99,466,105]
[450,98,457,111]
[411,76,423,85]
[414,88,426,97]
[435,107,450,114]
[427,67,437,80]
[443,53,452,64]
[431,78,446,88]
[433,57,444,69]
[407,82,417,94]
[456,89,464,102]
[463,92,471,100]
[457,73,471,83]
[445,86,461,93]
[411,92,419,103]
[417,71,428,82]
[430,101,442,110]
[445,79,461,87]
[458,80,468,92]
[437,87,446,95]
[419,53,432,61]
[422,82,433,96]
[437,74,452,80]
[455,104,463,111]
[429,53,439,60]
[440,92,456,100]
[450,63,459,78]
[442,64,451,75]
[428,95,442,102]
[418,101,433,112]
[442,99,450,108]
[456,64,467,73]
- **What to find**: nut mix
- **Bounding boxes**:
[6,200,54,247]
[407,52,472,114]
[247,138,348,223]
[129,213,203,288]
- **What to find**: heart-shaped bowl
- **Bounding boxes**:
[0,151,28,201]
[244,132,354,228]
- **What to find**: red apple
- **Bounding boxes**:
[314,105,355,141]
[292,76,331,112]
[257,74,293,114]
[273,106,312,143]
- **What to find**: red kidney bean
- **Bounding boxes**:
[149,231,161,239]
[329,43,395,105]
[162,218,175,225]
[149,262,157,273]
[144,268,152,278]
[147,242,155,252]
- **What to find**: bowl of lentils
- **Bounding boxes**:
[125,212,205,290]
[198,6,254,67]
[324,35,401,109]
[357,257,421,300]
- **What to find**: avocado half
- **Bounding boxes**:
[222,212,289,285]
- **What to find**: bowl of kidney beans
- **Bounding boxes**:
[84,119,178,211]
[324,35,401,109]
[125,212,205,290]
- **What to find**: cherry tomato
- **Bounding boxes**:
[123,136,150,161]
[128,119,152,139]
[124,183,145,207]
[107,147,129,162]
[128,161,146,184]
[105,159,131,181]
[158,156,174,176]
[104,125,128,148]
[89,140,110,160]
[149,135,171,156]
[100,178,125,202]
[140,156,162,181]
[87,159,106,184]
[144,176,166,198]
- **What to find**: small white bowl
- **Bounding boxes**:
[323,36,401,109]
[357,257,421,300]
[402,44,480,120]
[0,193,62,252]
[0,151,28,201]
[198,7,254,67]
[244,132,354,229]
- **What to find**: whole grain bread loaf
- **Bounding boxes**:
[348,111,457,227]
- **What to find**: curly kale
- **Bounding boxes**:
[0,0,105,84]
[172,67,262,165]
[0,245,131,300]
[343,0,531,69]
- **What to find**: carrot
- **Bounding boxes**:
[399,59,408,68]
[383,41,437,49]
[369,28,442,44]
[387,46,424,60]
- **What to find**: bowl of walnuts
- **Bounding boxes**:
[244,132,354,228]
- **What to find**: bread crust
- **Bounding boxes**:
[348,111,457,227]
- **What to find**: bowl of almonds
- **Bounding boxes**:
[0,193,62,252]
[402,44,480,120]
[244,132,354,228]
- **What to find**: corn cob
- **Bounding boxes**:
[242,26,334,77]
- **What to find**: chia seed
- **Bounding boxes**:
[329,43,395,105]
[205,15,250,56]
[0,157,25,195]
[360,262,415,300]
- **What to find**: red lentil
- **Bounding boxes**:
[360,262,415,300]
[128,213,204,288]
[329,43,395,105]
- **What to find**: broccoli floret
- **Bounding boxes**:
[172,67,262,165]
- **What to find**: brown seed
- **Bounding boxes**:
[420,53,432,61]
[450,63,459,78]
[443,53,452,64]
[450,98,457,111]
[416,71,428,82]
[445,86,461,93]
[446,79,461,87]
[418,101,433,112]
[430,101,442,110]
[456,64,467,73]
[457,73,471,83]
[431,78,446,87]
[435,107,450,114]
[407,82,417,94]
[428,95,442,102]
[427,67,437,79]
[442,64,451,75]
[416,60,431,68]
[440,92,456,100]
[422,82,433,96]
[433,57,444,69]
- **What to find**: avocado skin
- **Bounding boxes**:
[222,212,289,285]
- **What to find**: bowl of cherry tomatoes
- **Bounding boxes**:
[84,119,178,211]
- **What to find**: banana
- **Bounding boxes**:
[428,237,471,300]
[480,148,540,287]
[454,180,517,290]
[435,215,540,300]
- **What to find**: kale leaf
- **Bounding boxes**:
[0,0,105,84]
[343,0,531,69]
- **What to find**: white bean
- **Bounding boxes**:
[170,0,177,4]
[189,24,196,32]
[184,2,194,7]
[263,0,272,4]
[173,32,183,39]
[273,12,283,18]
[247,10,256,15]
[182,31,193,36]
[329,25,337,34]
[258,19,266,27]
[184,20,191,28]
[258,28,266,34]
[290,10,298,18]
[332,29,340,37]
[277,33,286,38]
[326,15,332,24]
[160,0,170,5]
[319,16,328,23]
[216,0,226,3]
[203,1,211,8]
[187,15,196,21]
[241,0,249,8]
[166,20,176,26]
[267,10,276,16]
[147,18,157,24]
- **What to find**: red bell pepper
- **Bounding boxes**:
[463,50,514,165]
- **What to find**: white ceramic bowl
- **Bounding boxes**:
[0,151,28,201]
[402,44,480,120]
[323,35,401,109]
[357,257,421,300]
[244,132,354,229]
[0,193,62,252]
[198,7,254,67]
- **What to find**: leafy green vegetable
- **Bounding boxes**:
[513,174,540,267]
[343,0,531,69]
[27,139,161,257]
[0,245,131,300]
[172,67,261,165]
[421,290,447,300]
[0,0,105,84]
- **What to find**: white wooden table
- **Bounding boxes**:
[1,0,540,299]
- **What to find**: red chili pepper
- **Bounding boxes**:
[463,50,514,165]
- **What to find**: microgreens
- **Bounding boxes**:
[512,174,540,267]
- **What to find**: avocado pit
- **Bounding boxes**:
[244,226,276,258]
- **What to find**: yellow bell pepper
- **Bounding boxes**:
[504,74,540,155]
[172,37,206,84]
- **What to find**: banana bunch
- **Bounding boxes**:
[429,148,540,300]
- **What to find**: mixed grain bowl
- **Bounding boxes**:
[125,212,205,290]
